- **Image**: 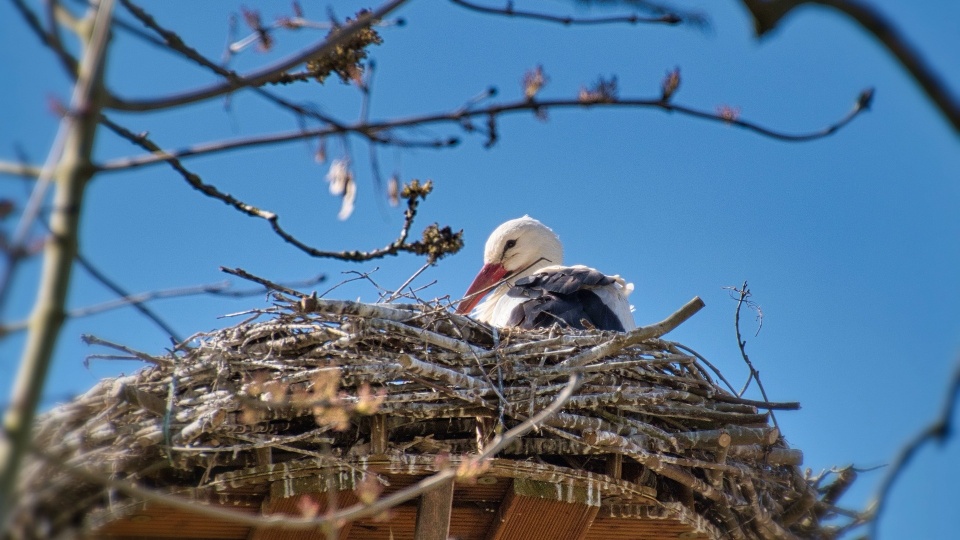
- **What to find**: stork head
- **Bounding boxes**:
[456,216,563,314]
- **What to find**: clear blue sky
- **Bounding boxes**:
[2,1,958,537]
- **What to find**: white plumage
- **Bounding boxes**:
[456,216,635,331]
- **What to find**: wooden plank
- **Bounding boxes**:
[249,475,358,540]
[486,478,600,540]
[370,414,389,455]
[97,503,255,539]
[414,478,455,540]
[605,454,623,480]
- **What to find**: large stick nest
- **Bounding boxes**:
[13,297,855,539]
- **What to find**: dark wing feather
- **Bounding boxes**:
[513,267,616,295]
[506,268,625,331]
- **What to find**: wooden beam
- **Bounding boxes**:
[414,477,455,540]
[370,414,388,455]
[250,474,358,540]
[486,478,600,540]
[605,454,623,480]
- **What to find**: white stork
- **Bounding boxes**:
[456,216,635,331]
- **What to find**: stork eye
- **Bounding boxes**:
[504,239,517,251]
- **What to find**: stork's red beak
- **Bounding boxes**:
[456,263,509,315]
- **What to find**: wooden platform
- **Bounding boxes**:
[91,455,718,540]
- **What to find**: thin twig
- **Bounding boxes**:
[116,0,353,133]
[74,252,183,343]
[98,115,456,262]
[740,0,959,134]
[29,373,581,530]
[449,0,682,25]
[383,261,431,303]
[867,358,960,538]
[9,0,79,78]
[729,281,778,431]
[0,161,42,179]
[104,0,410,112]
[98,92,872,173]
[0,273,328,338]
[80,335,166,365]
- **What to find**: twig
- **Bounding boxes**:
[9,0,79,79]
[98,92,872,173]
[104,0,410,112]
[0,161,42,179]
[318,268,382,299]
[0,0,116,529]
[74,252,183,343]
[220,267,304,298]
[740,0,960,134]
[670,342,739,395]
[558,296,705,368]
[729,281,778,430]
[116,0,354,134]
[449,0,682,25]
[0,273,328,338]
[867,358,960,538]
[30,373,581,530]
[80,335,167,365]
[99,115,457,262]
[383,261,431,303]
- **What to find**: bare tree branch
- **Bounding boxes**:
[0,161,42,179]
[73,251,184,343]
[0,261,326,339]
[104,0,410,112]
[116,0,355,132]
[450,0,682,25]
[867,358,960,538]
[740,0,960,134]
[98,90,872,173]
[9,0,79,78]
[97,116,461,262]
[0,0,116,529]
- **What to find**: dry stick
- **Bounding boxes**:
[116,0,353,136]
[9,0,79,80]
[80,335,167,366]
[383,261,431,303]
[99,118,447,263]
[581,428,731,503]
[558,296,705,369]
[105,0,410,112]
[731,281,779,431]
[0,0,116,529]
[0,161,43,179]
[73,251,183,342]
[98,92,871,174]
[449,0,683,24]
[740,479,802,540]
[867,359,960,539]
[33,373,582,531]
[219,269,430,326]
[740,0,959,134]
[670,342,739,395]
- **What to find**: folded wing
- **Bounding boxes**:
[503,265,634,331]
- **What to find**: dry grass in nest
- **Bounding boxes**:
[11,296,858,539]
